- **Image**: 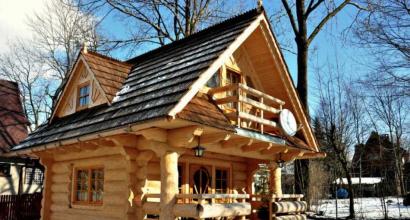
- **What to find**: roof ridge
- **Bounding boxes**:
[83,51,132,66]
[127,7,262,64]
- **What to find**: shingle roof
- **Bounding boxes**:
[0,80,29,152]
[178,94,234,131]
[13,8,262,151]
[82,51,132,101]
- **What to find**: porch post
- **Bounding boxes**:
[270,164,282,197]
[39,157,54,220]
[160,151,179,220]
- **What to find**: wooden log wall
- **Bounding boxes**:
[41,146,145,220]
[37,143,267,220]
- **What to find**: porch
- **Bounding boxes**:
[141,193,308,219]
[136,146,307,220]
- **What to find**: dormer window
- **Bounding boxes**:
[78,83,90,109]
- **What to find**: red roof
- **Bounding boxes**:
[0,80,29,152]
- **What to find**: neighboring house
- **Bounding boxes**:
[0,79,43,195]
[9,8,324,220]
[352,131,408,195]
[334,177,383,197]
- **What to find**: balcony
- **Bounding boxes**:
[143,193,251,218]
[209,83,286,136]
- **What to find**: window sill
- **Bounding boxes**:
[70,203,104,210]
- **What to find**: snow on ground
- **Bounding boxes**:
[310,197,410,219]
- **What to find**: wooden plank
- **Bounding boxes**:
[238,95,281,114]
[238,83,285,105]
[238,111,278,128]
[208,84,238,95]
[214,96,238,105]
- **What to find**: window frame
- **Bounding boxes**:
[72,166,104,206]
[24,167,44,185]
[215,167,230,194]
[77,82,91,110]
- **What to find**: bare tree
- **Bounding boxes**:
[72,0,232,50]
[315,64,358,218]
[354,0,410,96]
[27,0,109,81]
[0,41,53,131]
[276,0,362,196]
[368,85,409,195]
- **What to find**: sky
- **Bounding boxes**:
[0,0,372,113]
[0,0,49,51]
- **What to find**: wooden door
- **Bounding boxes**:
[189,165,212,194]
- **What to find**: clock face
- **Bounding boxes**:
[279,109,297,136]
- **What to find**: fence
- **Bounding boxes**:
[0,193,42,220]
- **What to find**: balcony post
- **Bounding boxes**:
[160,150,179,220]
[270,163,282,197]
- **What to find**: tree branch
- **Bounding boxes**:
[308,0,351,44]
[281,0,299,35]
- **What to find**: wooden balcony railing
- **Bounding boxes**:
[209,83,285,134]
[143,193,251,218]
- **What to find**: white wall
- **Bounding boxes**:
[0,163,43,195]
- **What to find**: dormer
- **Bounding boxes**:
[51,50,132,120]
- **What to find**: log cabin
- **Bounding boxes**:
[8,7,325,220]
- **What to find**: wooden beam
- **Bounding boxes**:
[221,138,253,149]
[200,133,231,144]
[281,150,305,161]
[167,126,204,147]
[300,152,326,159]
[106,134,138,147]
[90,138,116,147]
[241,142,272,152]
[134,127,167,142]
[136,137,185,157]
[260,146,288,155]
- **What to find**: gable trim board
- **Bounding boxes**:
[168,14,264,117]
[258,14,318,151]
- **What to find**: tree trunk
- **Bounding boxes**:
[296,41,309,114]
[294,41,310,196]
[345,168,355,219]
[294,11,310,195]
[295,159,309,195]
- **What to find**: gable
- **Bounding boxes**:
[52,51,131,119]
[172,13,318,152]
[54,59,108,118]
